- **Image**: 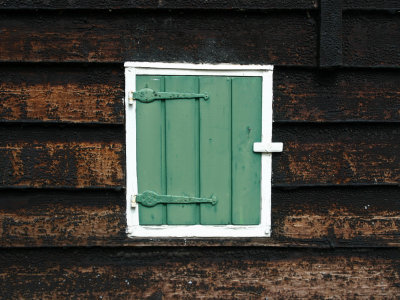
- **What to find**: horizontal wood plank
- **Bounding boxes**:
[0,11,398,67]
[274,68,400,122]
[1,124,400,188]
[3,66,400,124]
[343,12,400,67]
[0,65,124,124]
[0,247,399,298]
[273,124,400,185]
[1,187,399,247]
[0,0,318,10]
[343,0,400,10]
[0,0,398,10]
[0,11,317,65]
[0,126,124,188]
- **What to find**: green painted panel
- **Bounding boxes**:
[231,77,262,225]
[199,76,231,224]
[165,76,199,225]
[136,75,166,225]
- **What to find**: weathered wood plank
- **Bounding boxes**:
[272,186,400,246]
[0,190,125,246]
[273,124,400,185]
[1,124,400,188]
[0,0,319,10]
[0,247,399,298]
[1,187,399,247]
[343,0,400,10]
[0,11,317,65]
[3,67,400,123]
[0,65,124,124]
[0,126,124,188]
[1,11,399,67]
[343,11,400,67]
[274,68,400,122]
[0,0,398,10]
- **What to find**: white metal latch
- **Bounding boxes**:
[253,142,283,153]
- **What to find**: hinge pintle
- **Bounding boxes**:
[131,195,137,208]
[128,92,134,105]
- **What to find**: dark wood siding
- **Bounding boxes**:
[1,1,399,298]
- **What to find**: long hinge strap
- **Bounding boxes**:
[133,191,217,207]
[130,88,209,103]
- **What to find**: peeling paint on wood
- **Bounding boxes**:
[0,248,399,298]
[0,65,124,124]
[1,187,400,247]
[0,126,124,188]
[0,11,317,65]
[273,124,400,185]
[274,68,400,122]
[0,141,124,188]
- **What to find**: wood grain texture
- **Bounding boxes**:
[343,11,400,67]
[0,247,399,298]
[273,124,400,185]
[1,187,399,247]
[0,11,317,65]
[0,0,398,10]
[0,65,124,124]
[3,67,400,124]
[0,0,319,10]
[0,126,124,188]
[274,68,400,122]
[1,11,399,67]
[1,124,400,188]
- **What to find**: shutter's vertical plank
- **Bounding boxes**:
[232,77,262,225]
[165,76,199,224]
[199,76,231,224]
[136,75,166,225]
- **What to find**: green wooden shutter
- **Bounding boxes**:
[136,75,262,225]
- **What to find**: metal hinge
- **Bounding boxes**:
[129,88,209,104]
[131,191,217,208]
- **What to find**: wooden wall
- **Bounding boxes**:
[1,1,400,298]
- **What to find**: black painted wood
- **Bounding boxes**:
[320,0,343,68]
[1,186,400,247]
[0,0,399,10]
[0,247,399,298]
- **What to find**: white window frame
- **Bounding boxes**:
[125,62,282,238]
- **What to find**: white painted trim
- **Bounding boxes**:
[125,62,279,238]
[127,225,269,238]
[124,61,273,71]
[253,142,284,153]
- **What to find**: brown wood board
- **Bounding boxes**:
[1,187,399,247]
[0,126,124,188]
[0,247,399,298]
[3,66,400,124]
[274,68,400,122]
[0,65,124,124]
[0,11,318,65]
[273,123,400,185]
[0,11,399,67]
[1,124,400,188]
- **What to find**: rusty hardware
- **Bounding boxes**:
[130,88,209,103]
[132,191,217,208]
